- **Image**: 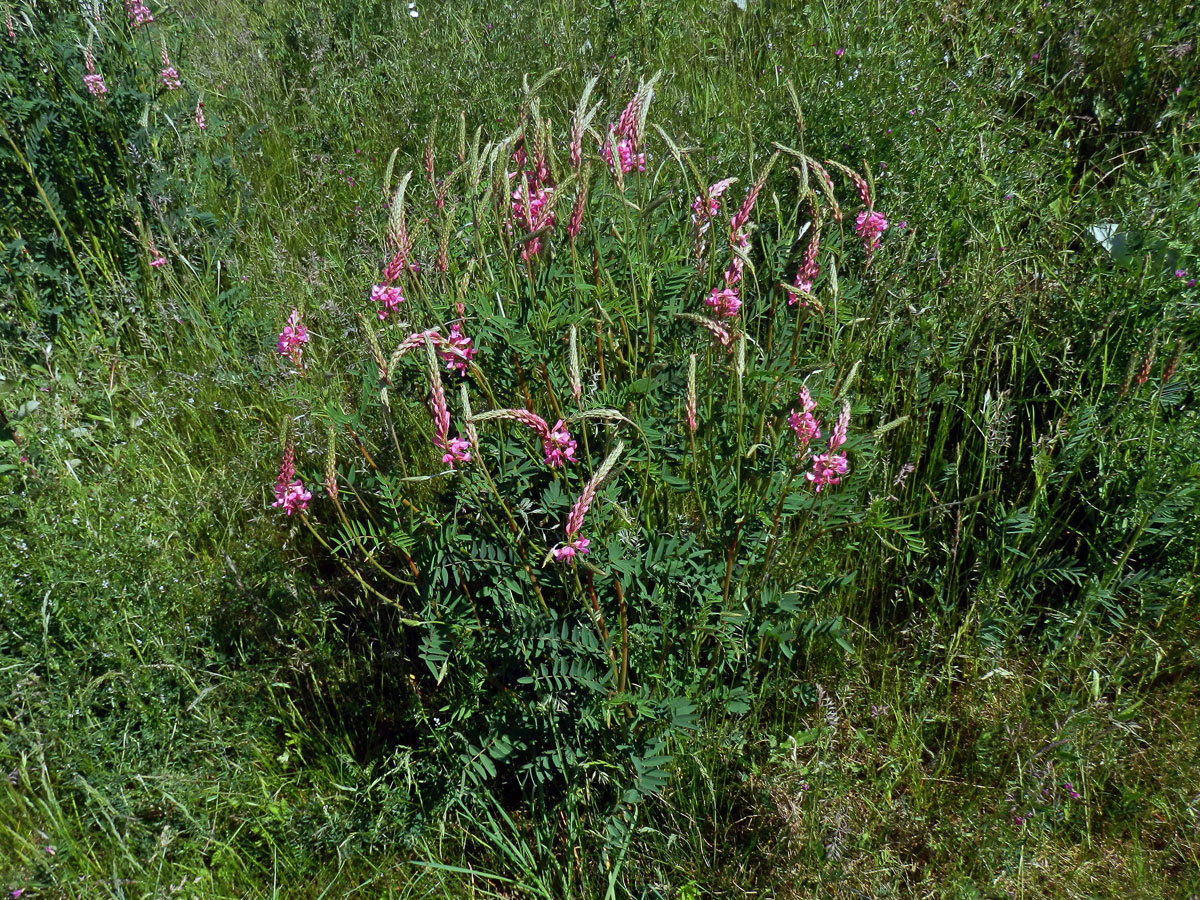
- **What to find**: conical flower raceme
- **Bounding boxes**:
[440,322,477,375]
[552,441,623,565]
[543,419,578,468]
[829,400,850,452]
[705,286,742,319]
[804,400,851,491]
[125,0,153,26]
[788,220,821,306]
[160,46,181,90]
[473,409,577,468]
[423,338,471,469]
[276,309,309,363]
[855,210,888,261]
[272,445,312,515]
[194,98,206,130]
[371,283,405,320]
[807,452,849,492]
[83,48,106,97]
[787,387,821,451]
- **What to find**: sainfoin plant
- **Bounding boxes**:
[267,75,907,875]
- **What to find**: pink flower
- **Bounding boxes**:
[439,322,477,374]
[807,452,849,491]
[602,132,645,173]
[125,0,154,25]
[788,227,821,306]
[855,209,888,259]
[510,183,555,260]
[567,183,587,240]
[195,98,206,130]
[542,419,577,467]
[276,308,309,362]
[83,50,105,96]
[835,47,845,56]
[551,536,590,562]
[829,401,850,452]
[705,286,742,319]
[273,477,312,515]
[149,256,167,268]
[1175,269,1187,278]
[371,283,405,320]
[440,435,472,468]
[788,387,821,450]
[83,73,107,97]
[160,66,181,90]
[691,178,735,256]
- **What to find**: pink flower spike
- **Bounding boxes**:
[855,209,889,261]
[542,419,577,468]
[828,401,850,452]
[276,309,309,363]
[439,322,477,374]
[83,72,107,97]
[788,387,821,452]
[371,283,405,320]
[441,436,472,468]
[160,66,182,90]
[705,286,742,319]
[551,536,590,563]
[125,0,154,25]
[807,451,849,491]
[149,256,167,268]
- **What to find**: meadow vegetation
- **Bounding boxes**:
[2,0,1199,897]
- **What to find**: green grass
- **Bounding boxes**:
[2,0,1199,896]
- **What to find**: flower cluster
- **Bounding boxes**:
[552,442,623,564]
[705,286,742,318]
[510,181,555,260]
[160,46,181,90]
[701,172,767,321]
[787,387,821,450]
[272,445,312,516]
[195,98,206,130]
[479,409,577,469]
[125,0,154,26]
[788,218,821,306]
[601,90,647,174]
[542,419,578,468]
[371,283,405,320]
[807,401,850,492]
[83,48,106,97]
[276,308,309,363]
[439,322,477,375]
[551,536,590,562]
[855,209,888,261]
[691,177,735,257]
[508,136,556,260]
[425,339,471,468]
[786,389,851,491]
